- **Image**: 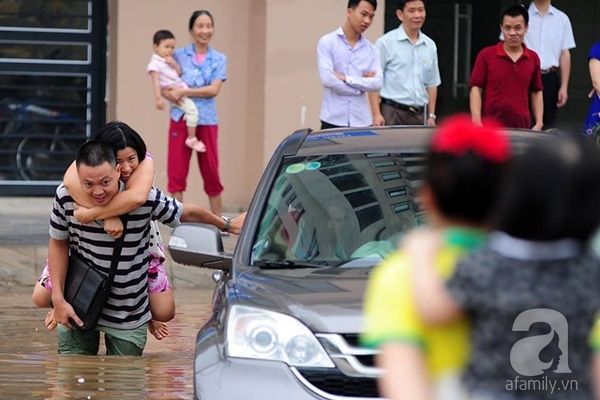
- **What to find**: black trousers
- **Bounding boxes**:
[320,120,344,130]
[541,71,560,129]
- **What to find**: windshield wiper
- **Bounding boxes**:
[253,260,326,269]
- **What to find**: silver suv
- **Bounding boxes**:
[168,126,546,399]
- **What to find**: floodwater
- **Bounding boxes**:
[0,199,239,399]
[0,287,214,399]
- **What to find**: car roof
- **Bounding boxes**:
[292,125,553,156]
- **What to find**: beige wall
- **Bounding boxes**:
[112,0,383,211]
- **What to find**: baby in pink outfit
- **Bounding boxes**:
[147,30,205,153]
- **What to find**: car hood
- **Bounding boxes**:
[232,266,372,333]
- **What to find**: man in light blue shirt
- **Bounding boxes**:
[370,0,440,126]
[317,0,383,129]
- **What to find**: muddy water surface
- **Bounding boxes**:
[0,287,214,399]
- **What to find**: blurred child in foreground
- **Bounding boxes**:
[361,115,511,400]
[410,134,600,399]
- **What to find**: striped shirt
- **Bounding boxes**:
[49,185,183,330]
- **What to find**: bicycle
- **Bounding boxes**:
[0,99,88,181]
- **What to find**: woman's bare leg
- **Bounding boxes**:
[171,191,183,202]
[147,290,176,340]
[32,282,58,330]
[149,290,175,322]
[209,194,222,217]
[32,282,52,308]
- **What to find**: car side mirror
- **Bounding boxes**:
[168,223,232,272]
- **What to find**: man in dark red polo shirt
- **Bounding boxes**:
[469,5,543,130]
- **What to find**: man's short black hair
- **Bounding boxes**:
[76,140,117,169]
[500,4,528,25]
[153,29,175,45]
[495,135,600,242]
[348,0,377,10]
[398,0,426,11]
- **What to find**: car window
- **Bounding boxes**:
[251,152,426,267]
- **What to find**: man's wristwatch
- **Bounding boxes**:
[220,216,231,232]
[428,113,437,120]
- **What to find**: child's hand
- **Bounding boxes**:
[363,71,376,78]
[405,226,463,325]
[164,56,177,68]
[155,99,165,110]
[401,227,442,269]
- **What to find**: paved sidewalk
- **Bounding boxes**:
[0,196,238,290]
[0,197,52,246]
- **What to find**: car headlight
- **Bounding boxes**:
[226,305,334,368]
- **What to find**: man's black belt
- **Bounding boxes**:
[380,97,423,114]
[541,66,559,75]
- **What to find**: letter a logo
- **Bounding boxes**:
[510,308,571,376]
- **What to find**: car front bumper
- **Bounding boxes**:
[195,357,331,400]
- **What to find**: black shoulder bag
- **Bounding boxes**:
[64,216,127,331]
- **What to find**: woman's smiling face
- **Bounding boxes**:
[190,14,214,47]
[116,147,139,182]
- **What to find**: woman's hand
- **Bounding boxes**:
[74,204,97,224]
[104,217,124,239]
[162,87,184,103]
[185,79,224,99]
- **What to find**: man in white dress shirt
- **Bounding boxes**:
[317,0,383,129]
[524,0,575,129]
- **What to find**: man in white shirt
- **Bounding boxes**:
[524,0,575,129]
[370,0,441,126]
[317,0,383,129]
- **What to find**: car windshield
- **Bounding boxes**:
[251,152,427,268]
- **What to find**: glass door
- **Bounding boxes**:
[0,0,107,195]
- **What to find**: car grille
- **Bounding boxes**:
[290,333,382,400]
[341,334,375,367]
[355,354,375,367]
[340,333,361,347]
[294,369,379,398]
